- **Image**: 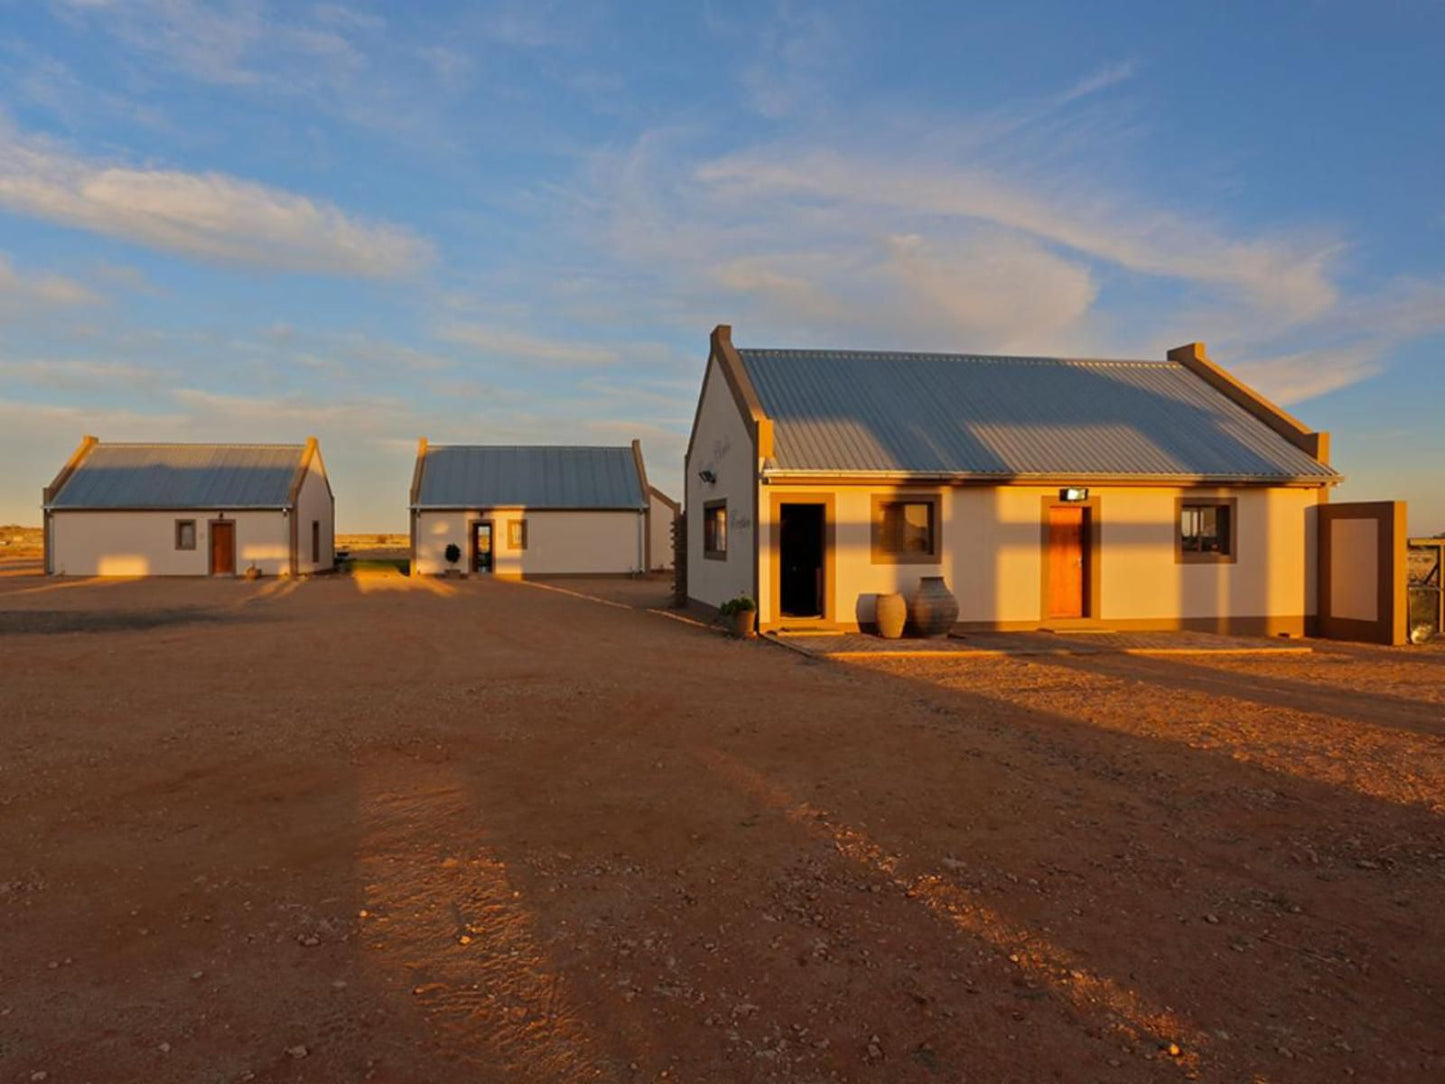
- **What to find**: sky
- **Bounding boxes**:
[0,0,1441,533]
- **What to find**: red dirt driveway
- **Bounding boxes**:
[1,571,1442,1082]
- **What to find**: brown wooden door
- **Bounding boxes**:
[210,521,236,576]
[1046,506,1086,619]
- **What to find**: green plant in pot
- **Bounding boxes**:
[444,542,462,576]
[719,595,757,639]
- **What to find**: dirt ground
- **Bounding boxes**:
[1,571,1442,1083]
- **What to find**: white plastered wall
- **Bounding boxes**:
[756,482,1322,629]
[413,509,644,576]
[685,353,757,608]
[50,510,290,576]
[294,457,334,573]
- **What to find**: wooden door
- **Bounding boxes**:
[210,521,236,576]
[1046,507,1086,619]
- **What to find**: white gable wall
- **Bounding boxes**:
[685,353,756,609]
[294,456,334,573]
[49,510,290,576]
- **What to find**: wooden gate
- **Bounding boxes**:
[1317,502,1408,644]
[1408,538,1443,643]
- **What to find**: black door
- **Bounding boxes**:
[779,503,825,618]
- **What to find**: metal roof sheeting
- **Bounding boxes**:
[415,445,646,509]
[738,350,1338,481]
[49,443,306,509]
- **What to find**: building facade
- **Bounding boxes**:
[685,326,1339,635]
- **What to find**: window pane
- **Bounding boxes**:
[705,505,726,553]
[880,501,933,555]
[1181,504,1231,555]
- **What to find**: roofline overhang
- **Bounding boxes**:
[410,504,648,513]
[760,469,1342,488]
[45,504,293,512]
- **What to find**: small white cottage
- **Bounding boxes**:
[409,440,672,577]
[43,437,335,577]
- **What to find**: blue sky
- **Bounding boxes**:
[0,0,1441,532]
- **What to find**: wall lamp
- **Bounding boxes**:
[698,469,717,484]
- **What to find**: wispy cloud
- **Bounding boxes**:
[1231,345,1384,405]
[1055,60,1137,106]
[48,0,363,89]
[694,146,1340,324]
[438,323,622,367]
[0,252,104,318]
[0,357,156,390]
[0,119,434,276]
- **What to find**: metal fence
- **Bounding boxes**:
[1408,538,1443,643]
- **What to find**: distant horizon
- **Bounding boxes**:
[1,2,1441,533]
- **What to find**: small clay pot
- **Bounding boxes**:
[907,576,959,638]
[875,593,906,639]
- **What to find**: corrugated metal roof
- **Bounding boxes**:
[49,443,306,509]
[738,349,1338,481]
[415,445,646,509]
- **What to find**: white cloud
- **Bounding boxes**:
[437,323,621,367]
[0,121,433,276]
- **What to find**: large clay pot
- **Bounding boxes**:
[907,576,958,638]
[875,593,906,639]
[729,608,757,639]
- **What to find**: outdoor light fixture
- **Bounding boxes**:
[1060,487,1090,502]
[698,469,717,484]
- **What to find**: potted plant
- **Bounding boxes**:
[444,542,462,578]
[719,595,757,639]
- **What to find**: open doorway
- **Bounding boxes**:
[470,520,493,574]
[779,502,826,619]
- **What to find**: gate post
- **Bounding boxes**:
[672,513,687,608]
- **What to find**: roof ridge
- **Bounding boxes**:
[98,441,307,448]
[737,348,1174,367]
[427,443,634,451]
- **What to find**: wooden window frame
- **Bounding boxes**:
[508,518,527,550]
[870,492,942,565]
[1176,497,1238,564]
[175,519,197,551]
[703,499,728,560]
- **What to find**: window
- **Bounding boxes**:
[175,519,197,551]
[871,494,941,564]
[508,519,527,550]
[1178,499,1236,563]
[704,500,727,559]
[311,521,320,564]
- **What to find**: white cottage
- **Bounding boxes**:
[43,437,335,577]
[409,440,672,577]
